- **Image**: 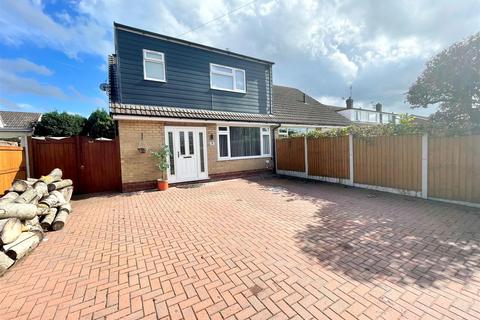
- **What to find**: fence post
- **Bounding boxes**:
[421,134,428,199]
[304,136,308,177]
[349,134,354,186]
[21,136,31,178]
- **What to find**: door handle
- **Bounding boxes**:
[184,156,192,159]
[177,151,180,158]
[80,165,85,170]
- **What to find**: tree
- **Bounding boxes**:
[406,32,480,132]
[34,111,86,136]
[84,109,115,139]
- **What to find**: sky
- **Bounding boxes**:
[0,0,479,117]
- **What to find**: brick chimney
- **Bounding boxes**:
[346,97,353,109]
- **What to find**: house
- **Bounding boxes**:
[335,98,399,125]
[335,97,429,125]
[108,23,350,192]
[272,85,351,137]
[0,111,42,177]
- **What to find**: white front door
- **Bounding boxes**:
[165,127,208,183]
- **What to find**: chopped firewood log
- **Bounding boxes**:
[36,207,48,216]
[0,218,22,245]
[33,181,48,199]
[0,203,37,220]
[0,192,19,204]
[40,208,57,230]
[52,210,68,231]
[59,203,72,214]
[3,230,43,260]
[38,191,66,208]
[21,217,40,232]
[0,251,14,276]
[11,180,30,193]
[39,168,62,184]
[47,179,73,192]
[14,188,38,204]
[61,186,74,203]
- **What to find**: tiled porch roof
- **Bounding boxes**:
[110,103,279,123]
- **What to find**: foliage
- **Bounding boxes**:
[406,32,480,133]
[34,109,116,138]
[150,145,170,180]
[34,111,86,137]
[305,114,425,138]
[84,109,115,139]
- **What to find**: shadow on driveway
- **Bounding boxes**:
[250,175,480,288]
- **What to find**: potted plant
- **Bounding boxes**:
[151,145,170,191]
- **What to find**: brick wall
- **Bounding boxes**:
[118,120,165,184]
[118,120,272,189]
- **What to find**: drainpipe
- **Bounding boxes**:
[271,123,281,172]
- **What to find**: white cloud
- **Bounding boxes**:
[0,58,53,76]
[316,96,346,108]
[0,98,46,112]
[0,0,111,58]
[328,51,359,80]
[0,0,478,115]
[0,70,65,98]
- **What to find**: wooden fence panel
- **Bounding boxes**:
[428,135,480,203]
[0,146,26,195]
[276,138,305,172]
[31,137,80,192]
[354,135,422,191]
[79,137,122,194]
[307,136,349,178]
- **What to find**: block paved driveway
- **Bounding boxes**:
[1,176,480,320]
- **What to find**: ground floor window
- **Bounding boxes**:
[217,126,271,159]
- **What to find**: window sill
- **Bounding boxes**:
[210,87,246,94]
[144,77,166,83]
[217,155,272,161]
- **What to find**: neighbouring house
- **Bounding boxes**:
[0,111,42,178]
[108,23,350,192]
[335,98,399,125]
[335,97,428,125]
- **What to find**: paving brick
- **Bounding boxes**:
[0,177,478,320]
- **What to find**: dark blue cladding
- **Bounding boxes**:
[114,26,273,114]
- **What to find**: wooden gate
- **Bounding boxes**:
[30,137,121,194]
[0,146,26,195]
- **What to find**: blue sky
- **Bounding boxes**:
[1,0,479,117]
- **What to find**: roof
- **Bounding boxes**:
[110,86,351,127]
[110,103,277,123]
[272,86,351,126]
[0,111,42,130]
[114,23,274,65]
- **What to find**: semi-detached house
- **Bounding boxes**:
[108,23,350,192]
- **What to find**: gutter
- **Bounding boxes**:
[271,123,282,172]
[0,128,33,133]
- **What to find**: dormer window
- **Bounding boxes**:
[143,49,166,82]
[210,63,246,93]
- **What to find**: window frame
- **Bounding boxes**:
[210,63,246,93]
[143,49,166,82]
[217,125,271,160]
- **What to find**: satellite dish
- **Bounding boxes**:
[99,83,109,92]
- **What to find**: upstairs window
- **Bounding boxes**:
[210,64,246,93]
[143,49,166,82]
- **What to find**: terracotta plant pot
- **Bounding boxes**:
[157,179,168,191]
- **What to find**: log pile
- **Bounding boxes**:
[0,168,73,276]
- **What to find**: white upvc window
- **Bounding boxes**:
[143,49,166,82]
[210,63,246,93]
[217,125,271,160]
